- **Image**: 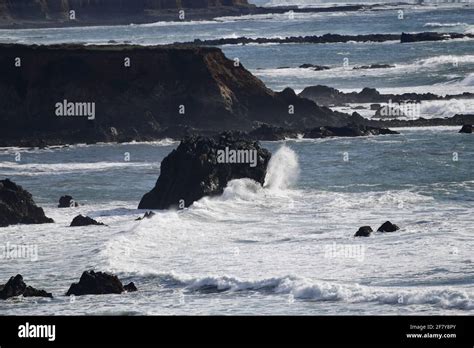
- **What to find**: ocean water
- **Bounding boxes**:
[0,128,473,315]
[0,3,473,315]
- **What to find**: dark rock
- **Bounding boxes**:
[299,84,473,107]
[124,282,138,293]
[70,215,105,227]
[353,64,394,70]
[0,274,52,300]
[400,32,473,43]
[58,195,79,208]
[377,221,400,233]
[138,132,271,210]
[304,125,399,139]
[299,64,331,71]
[0,179,54,228]
[354,226,373,237]
[459,125,472,133]
[189,33,401,47]
[248,124,299,141]
[66,270,135,296]
[0,43,342,147]
[135,211,156,221]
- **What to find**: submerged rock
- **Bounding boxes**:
[377,221,400,233]
[70,215,105,227]
[354,226,373,237]
[459,125,472,133]
[353,64,394,70]
[138,132,271,210]
[58,195,79,208]
[66,271,137,296]
[248,124,299,141]
[304,125,399,138]
[299,64,331,71]
[0,274,52,300]
[135,211,156,221]
[0,179,54,228]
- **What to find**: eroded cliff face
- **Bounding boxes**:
[0,43,341,146]
[0,0,251,19]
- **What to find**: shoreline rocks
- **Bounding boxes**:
[303,125,399,139]
[354,226,373,237]
[58,195,79,208]
[377,221,400,233]
[138,132,271,210]
[0,274,52,300]
[459,125,472,133]
[66,271,137,296]
[70,215,105,227]
[0,43,341,148]
[0,179,54,228]
[299,85,474,107]
[401,32,474,43]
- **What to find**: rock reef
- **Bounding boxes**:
[138,132,271,210]
[0,179,54,227]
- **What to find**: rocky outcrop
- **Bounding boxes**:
[0,274,52,299]
[377,221,400,233]
[135,211,156,221]
[248,124,299,141]
[401,32,474,43]
[0,43,344,147]
[70,215,105,227]
[0,3,386,29]
[188,33,401,46]
[0,179,54,227]
[459,125,472,134]
[138,132,271,210]
[66,270,137,296]
[299,85,474,107]
[303,125,399,139]
[353,64,394,70]
[354,226,373,237]
[58,195,79,208]
[0,0,252,24]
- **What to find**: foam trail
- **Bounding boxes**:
[264,145,300,191]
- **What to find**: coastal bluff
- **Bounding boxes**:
[0,43,342,147]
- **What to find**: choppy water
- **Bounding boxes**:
[0,2,473,315]
[0,127,473,315]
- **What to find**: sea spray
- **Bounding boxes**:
[264,145,300,191]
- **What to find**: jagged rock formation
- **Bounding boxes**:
[138,132,271,210]
[0,274,52,299]
[66,270,137,296]
[0,43,345,147]
[0,179,54,227]
[401,32,474,43]
[354,226,373,237]
[299,85,474,107]
[377,221,400,233]
[70,215,105,227]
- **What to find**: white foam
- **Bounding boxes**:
[264,145,300,191]
[0,161,158,176]
[424,22,469,28]
[142,273,474,310]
